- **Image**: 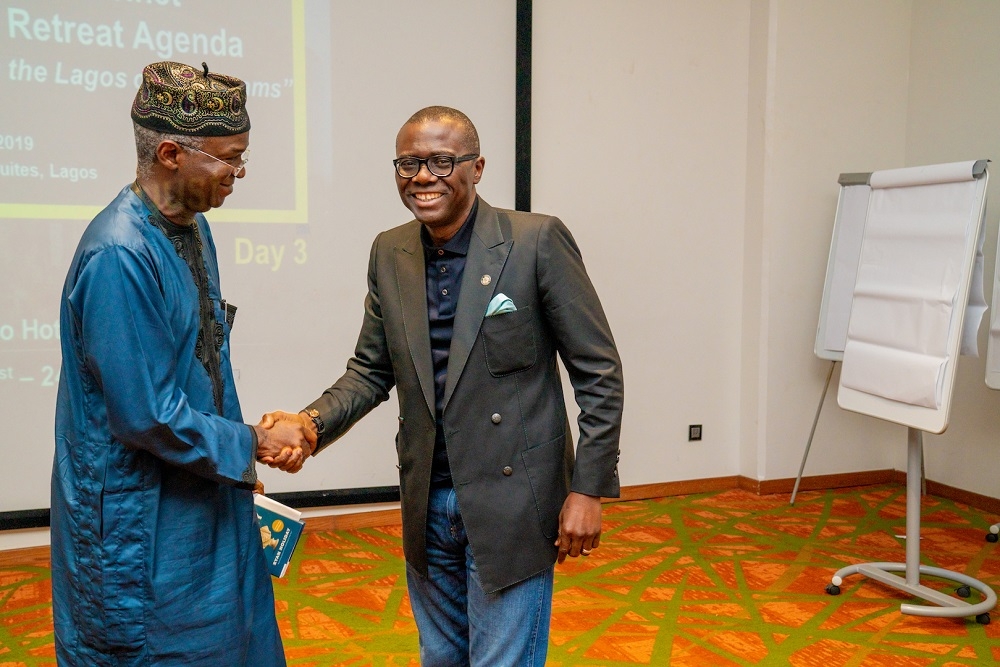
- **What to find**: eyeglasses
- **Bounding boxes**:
[392,154,478,179]
[177,143,250,177]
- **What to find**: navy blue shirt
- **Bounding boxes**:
[421,199,478,485]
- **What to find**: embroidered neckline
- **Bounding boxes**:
[131,182,226,414]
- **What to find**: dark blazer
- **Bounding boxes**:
[308,198,623,592]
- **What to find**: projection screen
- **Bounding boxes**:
[0,0,517,516]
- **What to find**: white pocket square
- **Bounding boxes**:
[485,293,517,316]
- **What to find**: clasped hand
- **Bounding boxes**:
[254,411,317,473]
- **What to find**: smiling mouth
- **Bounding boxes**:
[413,192,443,202]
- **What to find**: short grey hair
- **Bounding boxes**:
[133,123,204,180]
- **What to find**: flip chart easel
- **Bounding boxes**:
[830,159,995,622]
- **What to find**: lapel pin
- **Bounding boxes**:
[481,275,492,286]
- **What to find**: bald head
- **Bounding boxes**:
[399,106,480,155]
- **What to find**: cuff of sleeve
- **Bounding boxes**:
[238,424,258,490]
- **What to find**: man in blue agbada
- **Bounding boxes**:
[51,61,313,666]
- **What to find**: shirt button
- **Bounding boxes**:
[440,266,447,273]
[491,413,502,424]
[442,289,449,296]
[502,466,513,476]
[437,249,445,256]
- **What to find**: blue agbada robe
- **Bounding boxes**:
[51,185,285,666]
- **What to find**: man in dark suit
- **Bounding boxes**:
[263,106,623,665]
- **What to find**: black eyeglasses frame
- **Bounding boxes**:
[392,153,479,179]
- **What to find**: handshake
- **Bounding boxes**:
[253,410,317,474]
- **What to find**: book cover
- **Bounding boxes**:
[254,494,305,578]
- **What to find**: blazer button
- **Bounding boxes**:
[502,466,513,476]
[491,413,502,424]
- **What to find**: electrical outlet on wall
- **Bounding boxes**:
[688,424,702,441]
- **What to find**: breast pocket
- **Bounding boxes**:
[481,306,537,377]
[216,300,237,338]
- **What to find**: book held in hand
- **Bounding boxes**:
[254,494,305,578]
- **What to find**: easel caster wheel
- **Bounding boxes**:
[825,584,841,595]
[976,613,990,625]
[956,585,971,598]
[987,533,998,543]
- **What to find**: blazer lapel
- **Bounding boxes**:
[394,226,436,418]
[444,200,512,407]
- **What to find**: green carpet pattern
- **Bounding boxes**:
[2,485,1000,665]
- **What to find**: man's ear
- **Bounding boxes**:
[156,141,183,171]
[473,156,485,184]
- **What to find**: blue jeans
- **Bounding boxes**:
[406,485,553,667]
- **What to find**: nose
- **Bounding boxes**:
[412,162,437,183]
[235,165,246,179]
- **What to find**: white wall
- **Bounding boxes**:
[742,0,1000,496]
[533,0,751,485]
[535,0,1000,497]
[748,0,913,483]
[533,0,911,489]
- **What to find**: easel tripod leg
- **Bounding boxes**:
[791,360,836,505]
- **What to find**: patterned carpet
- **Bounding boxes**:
[2,484,999,665]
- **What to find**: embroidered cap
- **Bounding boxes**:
[131,61,251,136]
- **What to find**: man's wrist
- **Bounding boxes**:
[252,424,270,460]
[301,409,324,452]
